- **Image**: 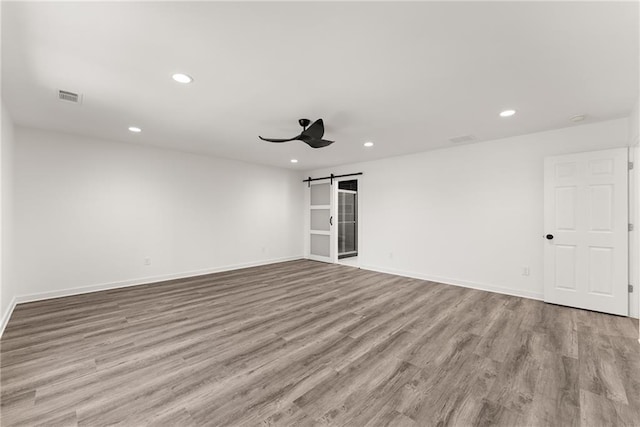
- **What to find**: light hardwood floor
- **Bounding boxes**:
[1,260,639,426]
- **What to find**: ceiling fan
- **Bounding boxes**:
[259,118,334,149]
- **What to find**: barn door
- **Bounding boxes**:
[309,182,334,263]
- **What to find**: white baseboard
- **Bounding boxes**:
[0,256,302,338]
[359,264,545,301]
[15,256,303,305]
[0,296,17,338]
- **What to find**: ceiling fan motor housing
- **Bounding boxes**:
[298,118,310,128]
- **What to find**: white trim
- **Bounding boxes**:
[8,255,302,307]
[307,255,332,263]
[0,296,17,338]
[359,264,545,301]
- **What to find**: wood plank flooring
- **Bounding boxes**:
[1,260,639,426]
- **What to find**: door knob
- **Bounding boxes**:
[329,216,333,226]
[545,234,554,240]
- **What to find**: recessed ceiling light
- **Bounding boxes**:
[128,126,142,133]
[172,73,193,84]
[570,114,586,122]
[290,159,298,163]
[499,109,516,117]
[364,141,374,147]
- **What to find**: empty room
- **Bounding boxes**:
[0,1,639,426]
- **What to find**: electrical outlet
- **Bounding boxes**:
[522,266,530,276]
[261,246,266,254]
[144,257,152,266]
[389,252,394,260]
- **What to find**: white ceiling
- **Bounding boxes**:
[2,1,638,170]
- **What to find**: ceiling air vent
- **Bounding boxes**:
[449,134,476,144]
[58,90,82,104]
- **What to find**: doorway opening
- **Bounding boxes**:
[337,179,358,267]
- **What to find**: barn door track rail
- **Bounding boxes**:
[303,172,363,187]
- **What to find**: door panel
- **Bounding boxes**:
[554,245,577,290]
[555,186,577,230]
[310,210,330,231]
[588,185,613,231]
[544,147,628,316]
[310,183,330,205]
[588,247,613,295]
[310,234,330,258]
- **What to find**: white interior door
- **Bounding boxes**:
[544,147,628,316]
[309,182,334,263]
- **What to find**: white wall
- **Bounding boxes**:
[1,102,16,331]
[306,118,638,317]
[12,127,303,301]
